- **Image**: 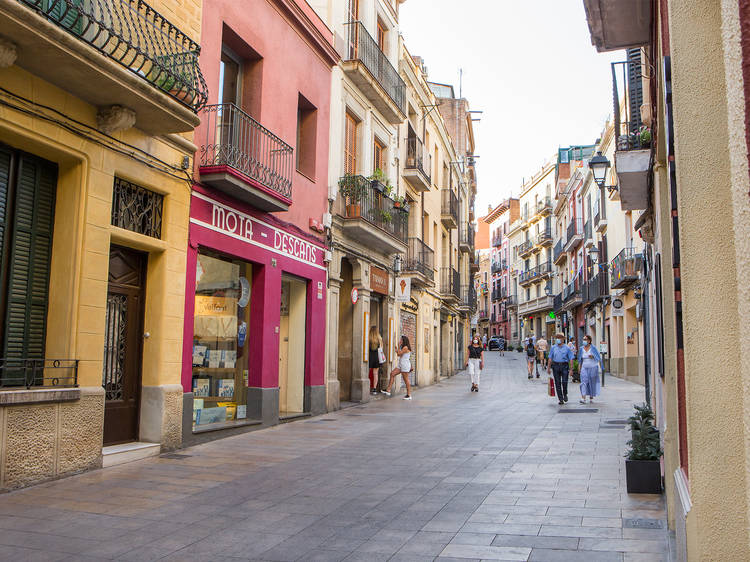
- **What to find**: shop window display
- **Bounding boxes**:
[192,251,251,429]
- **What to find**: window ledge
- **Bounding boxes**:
[0,387,80,406]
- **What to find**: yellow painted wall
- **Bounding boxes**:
[668,0,750,558]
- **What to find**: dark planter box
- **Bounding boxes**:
[371,180,385,192]
[625,459,662,494]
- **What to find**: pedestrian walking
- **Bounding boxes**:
[536,335,548,370]
[382,336,413,400]
[498,335,506,356]
[578,335,602,403]
[465,335,484,392]
[525,337,537,379]
[548,333,575,405]
[482,333,488,350]
[367,325,384,395]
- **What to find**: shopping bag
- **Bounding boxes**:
[548,374,556,397]
[377,346,386,364]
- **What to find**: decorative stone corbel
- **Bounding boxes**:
[96,105,137,135]
[0,37,18,69]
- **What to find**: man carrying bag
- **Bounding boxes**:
[547,333,575,405]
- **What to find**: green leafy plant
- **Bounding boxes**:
[368,168,387,183]
[626,403,662,461]
[571,359,579,373]
[382,182,394,197]
[379,209,392,223]
[639,126,652,147]
[339,174,365,202]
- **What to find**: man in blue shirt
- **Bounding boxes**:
[547,333,575,405]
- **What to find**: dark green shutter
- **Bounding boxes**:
[44,0,83,35]
[4,154,57,359]
[0,147,10,261]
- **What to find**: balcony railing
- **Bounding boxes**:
[565,218,583,250]
[492,235,502,247]
[518,239,534,256]
[17,0,208,110]
[0,358,78,389]
[441,189,459,226]
[200,103,294,201]
[520,261,552,284]
[405,137,431,183]
[345,21,405,113]
[491,261,502,274]
[563,278,582,306]
[460,223,475,249]
[440,267,460,300]
[553,239,565,263]
[584,219,593,244]
[491,287,501,301]
[404,237,434,282]
[612,53,648,152]
[535,197,553,217]
[338,175,408,243]
[610,247,642,289]
[553,292,563,312]
[535,229,553,246]
[505,294,517,307]
[583,272,609,304]
[461,285,477,310]
[479,310,489,320]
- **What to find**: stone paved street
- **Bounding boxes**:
[0,352,669,561]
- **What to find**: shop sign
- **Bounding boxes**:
[370,266,389,295]
[191,192,325,269]
[395,277,411,303]
[195,296,235,316]
[612,297,625,317]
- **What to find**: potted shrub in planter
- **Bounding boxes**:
[571,359,580,383]
[369,168,387,193]
[379,209,393,224]
[625,403,663,494]
[339,174,364,218]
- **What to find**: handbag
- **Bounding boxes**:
[548,374,556,397]
[377,346,386,364]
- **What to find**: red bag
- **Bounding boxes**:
[548,374,555,397]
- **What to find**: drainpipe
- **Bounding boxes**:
[642,247,652,405]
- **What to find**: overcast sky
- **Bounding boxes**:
[399,0,624,216]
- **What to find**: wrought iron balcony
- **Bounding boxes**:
[199,103,294,212]
[441,189,459,229]
[535,197,553,218]
[562,278,582,308]
[553,239,567,265]
[460,285,477,311]
[337,175,408,253]
[519,261,552,285]
[403,237,434,284]
[440,267,460,301]
[584,219,594,248]
[594,199,607,231]
[553,292,563,312]
[583,272,609,304]
[535,229,553,247]
[492,234,502,247]
[459,223,475,252]
[343,21,405,124]
[491,261,502,274]
[564,218,583,252]
[506,294,517,308]
[5,0,207,133]
[479,309,489,320]
[518,239,534,258]
[0,358,78,389]
[610,247,642,289]
[404,137,431,191]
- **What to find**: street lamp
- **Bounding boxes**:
[589,151,619,196]
[589,246,600,265]
[393,254,402,273]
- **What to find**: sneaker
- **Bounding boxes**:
[558,400,564,405]
[564,396,569,403]
[470,384,474,392]
[403,395,412,400]
[381,390,391,396]
[579,398,587,404]
[528,375,532,380]
[475,387,479,393]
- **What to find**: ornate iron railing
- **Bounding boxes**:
[566,218,583,246]
[338,175,408,243]
[460,285,476,310]
[345,21,405,113]
[18,0,208,109]
[111,177,163,238]
[506,294,517,307]
[518,239,534,256]
[405,137,431,182]
[460,223,475,248]
[440,267,460,299]
[610,247,642,289]
[404,237,434,281]
[563,278,582,304]
[0,359,78,388]
[553,239,565,262]
[535,229,553,246]
[583,272,609,304]
[553,292,563,312]
[201,103,294,200]
[520,261,552,284]
[441,189,458,224]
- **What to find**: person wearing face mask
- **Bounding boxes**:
[578,335,602,403]
[547,333,575,405]
[465,335,485,392]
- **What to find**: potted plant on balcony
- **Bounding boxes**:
[369,168,387,193]
[379,209,393,224]
[339,174,364,218]
[625,403,663,494]
[638,126,652,149]
[382,182,394,198]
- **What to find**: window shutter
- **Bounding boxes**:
[4,154,57,359]
[626,48,643,134]
[0,147,10,262]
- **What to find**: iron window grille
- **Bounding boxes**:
[111,177,164,238]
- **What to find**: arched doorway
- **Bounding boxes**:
[337,258,354,401]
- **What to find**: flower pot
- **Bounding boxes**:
[393,201,402,209]
[625,459,662,494]
[346,204,361,218]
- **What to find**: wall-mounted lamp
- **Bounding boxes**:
[590,151,619,196]
[393,254,402,274]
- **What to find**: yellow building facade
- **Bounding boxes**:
[0,0,203,488]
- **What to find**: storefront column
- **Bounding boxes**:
[326,277,341,411]
[351,284,371,403]
[304,276,326,415]
[247,262,282,425]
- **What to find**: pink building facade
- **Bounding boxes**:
[181,0,339,441]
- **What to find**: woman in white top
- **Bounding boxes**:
[578,334,602,404]
[382,336,413,400]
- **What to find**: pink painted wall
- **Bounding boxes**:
[195,0,336,233]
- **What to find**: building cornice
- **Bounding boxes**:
[270,0,340,66]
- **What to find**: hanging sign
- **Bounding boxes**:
[351,287,359,304]
[370,266,389,295]
[395,277,411,303]
[611,297,625,317]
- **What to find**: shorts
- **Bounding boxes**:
[526,355,535,364]
[398,360,411,373]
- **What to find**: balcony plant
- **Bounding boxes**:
[339,174,365,218]
[638,126,652,149]
[368,168,388,193]
[379,209,393,224]
[625,403,663,494]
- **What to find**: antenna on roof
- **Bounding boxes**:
[459,68,463,98]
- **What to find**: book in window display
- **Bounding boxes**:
[217,379,234,398]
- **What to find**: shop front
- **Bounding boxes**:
[181,187,326,441]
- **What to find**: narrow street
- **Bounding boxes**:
[0,353,668,562]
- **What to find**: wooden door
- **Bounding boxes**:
[103,246,146,446]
